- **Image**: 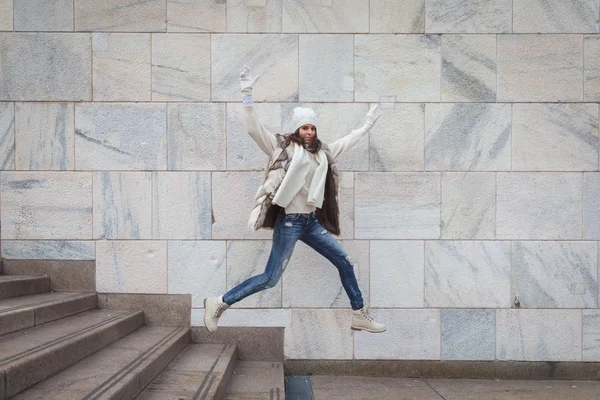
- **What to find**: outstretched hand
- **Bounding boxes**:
[240,65,260,95]
[363,104,381,130]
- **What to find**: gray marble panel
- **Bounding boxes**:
[497,35,584,102]
[227,0,282,33]
[192,308,291,328]
[75,0,166,32]
[425,241,511,308]
[167,0,226,32]
[0,102,15,170]
[354,34,441,102]
[211,34,298,102]
[497,173,582,240]
[92,33,151,101]
[513,104,599,171]
[512,241,598,308]
[14,0,73,31]
[514,0,599,33]
[585,35,600,102]
[584,173,600,239]
[425,103,511,171]
[152,34,211,101]
[355,172,440,239]
[282,0,368,33]
[426,0,512,33]
[15,103,74,170]
[583,310,600,361]
[337,172,354,240]
[0,33,91,101]
[168,103,225,170]
[1,240,95,260]
[93,172,152,240]
[496,310,582,361]
[442,35,496,102]
[0,0,12,30]
[442,309,495,361]
[370,0,424,33]
[74,103,167,170]
[1,172,92,239]
[152,172,211,240]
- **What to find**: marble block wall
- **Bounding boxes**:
[1,0,600,363]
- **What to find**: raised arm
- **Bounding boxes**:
[327,105,381,159]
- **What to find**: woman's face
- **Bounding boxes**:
[299,124,316,144]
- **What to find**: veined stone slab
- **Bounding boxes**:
[282,0,368,33]
[584,173,600,239]
[227,0,282,33]
[585,35,600,101]
[167,0,226,32]
[442,309,495,361]
[75,103,167,170]
[152,34,211,101]
[1,240,95,260]
[1,172,92,239]
[75,0,166,32]
[15,102,74,170]
[92,33,151,101]
[369,241,424,308]
[498,34,583,102]
[337,172,354,240]
[14,0,73,31]
[497,172,582,240]
[425,241,511,308]
[442,35,496,102]
[152,172,211,240]
[583,310,600,361]
[0,0,12,30]
[425,103,511,171]
[93,172,152,240]
[192,308,291,327]
[355,34,441,102]
[426,0,512,33]
[369,0,424,33]
[96,240,167,293]
[514,0,599,33]
[496,309,582,361]
[211,34,298,102]
[168,103,225,170]
[0,102,15,170]
[168,241,226,307]
[0,33,91,101]
[513,104,599,171]
[512,241,598,308]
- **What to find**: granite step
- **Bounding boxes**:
[0,276,50,301]
[136,343,238,400]
[13,326,190,400]
[0,291,97,336]
[0,308,145,399]
[224,361,285,400]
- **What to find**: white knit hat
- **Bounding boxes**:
[292,107,318,132]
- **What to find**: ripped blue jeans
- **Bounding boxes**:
[223,211,364,310]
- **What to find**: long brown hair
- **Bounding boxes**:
[286,128,322,154]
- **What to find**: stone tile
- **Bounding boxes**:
[74,103,167,170]
[354,34,441,102]
[299,34,353,102]
[370,0,424,33]
[282,0,368,33]
[370,104,424,171]
[0,0,12,30]
[497,35,584,102]
[211,34,298,102]
[167,0,226,33]
[354,309,441,360]
[93,172,152,239]
[226,240,281,308]
[92,33,151,101]
[3,259,95,291]
[168,103,225,170]
[512,241,598,308]
[75,0,166,32]
[227,0,282,33]
[497,172,582,240]
[584,173,600,239]
[1,172,92,239]
[513,104,599,171]
[152,172,211,239]
[152,34,211,101]
[98,293,191,327]
[282,240,369,308]
[15,103,74,170]
[285,309,353,359]
[441,172,495,239]
[337,172,354,239]
[0,33,91,101]
[191,326,284,361]
[2,240,95,260]
[192,308,291,328]
[425,241,511,308]
[168,241,226,307]
[96,240,167,293]
[586,35,600,101]
[355,172,440,239]
[583,310,600,361]
[369,241,424,308]
[311,376,441,400]
[14,0,73,31]
[442,35,497,102]
[442,309,495,361]
[0,102,15,170]
[226,103,280,171]
[425,103,511,171]
[496,309,582,361]
[514,0,599,33]
[426,0,512,33]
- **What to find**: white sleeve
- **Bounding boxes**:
[326,126,369,159]
[244,105,278,156]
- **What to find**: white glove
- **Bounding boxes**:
[240,65,260,96]
[362,104,381,130]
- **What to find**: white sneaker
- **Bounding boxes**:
[351,307,386,333]
[204,295,229,333]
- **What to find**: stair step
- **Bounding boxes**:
[0,276,50,300]
[224,361,285,400]
[0,292,97,336]
[136,343,238,400]
[13,326,190,400]
[0,308,144,398]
